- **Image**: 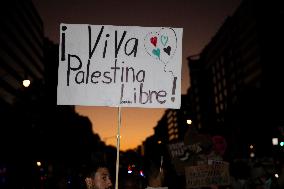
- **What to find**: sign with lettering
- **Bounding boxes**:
[168,142,202,160]
[57,24,183,108]
[185,161,230,188]
[168,141,204,175]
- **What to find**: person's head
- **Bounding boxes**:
[211,135,227,156]
[145,159,165,187]
[85,163,113,189]
[123,174,143,189]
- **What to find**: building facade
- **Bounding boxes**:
[188,0,284,160]
[0,0,44,107]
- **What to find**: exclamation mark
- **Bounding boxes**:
[61,25,67,61]
[171,77,177,102]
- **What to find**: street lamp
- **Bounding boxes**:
[187,119,192,125]
[272,138,278,146]
[22,79,31,87]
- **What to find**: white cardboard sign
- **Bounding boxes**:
[57,24,183,108]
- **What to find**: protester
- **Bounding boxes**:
[250,162,279,189]
[122,174,144,189]
[84,163,113,189]
[230,160,250,189]
[145,158,168,189]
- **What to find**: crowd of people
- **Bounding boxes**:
[32,156,284,189]
[81,160,168,189]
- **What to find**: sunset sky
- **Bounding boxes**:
[32,0,241,150]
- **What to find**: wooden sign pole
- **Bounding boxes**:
[115,107,122,189]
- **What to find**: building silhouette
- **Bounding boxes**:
[0,0,44,160]
[0,0,44,106]
[187,0,284,160]
[0,1,111,188]
[0,0,45,188]
[142,1,284,188]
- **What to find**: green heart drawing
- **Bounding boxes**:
[161,35,168,46]
[152,48,160,58]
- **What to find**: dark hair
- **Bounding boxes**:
[144,158,166,187]
[147,161,161,179]
[122,174,144,189]
[84,162,110,178]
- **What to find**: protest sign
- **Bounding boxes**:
[168,142,202,159]
[167,141,203,175]
[185,161,230,188]
[57,24,183,108]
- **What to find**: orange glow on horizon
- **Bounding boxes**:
[75,106,165,151]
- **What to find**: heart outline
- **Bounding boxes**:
[161,35,168,46]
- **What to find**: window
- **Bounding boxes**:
[216,106,219,114]
[219,93,223,101]
[220,103,224,110]
[196,105,200,112]
[222,67,225,76]
[215,96,218,104]
[212,66,216,74]
[217,72,221,80]
[222,79,226,86]
[213,76,216,84]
